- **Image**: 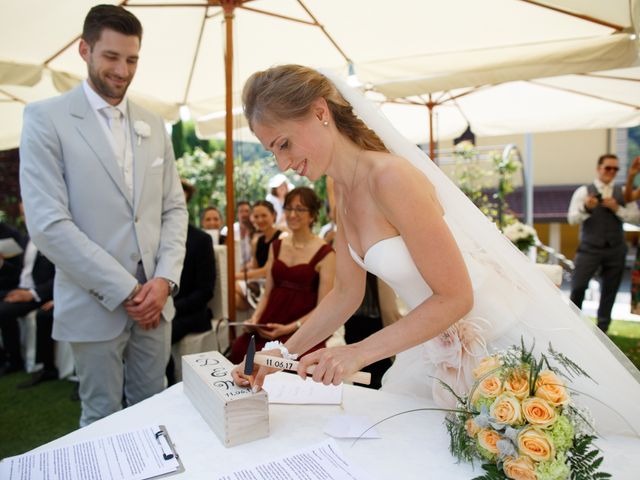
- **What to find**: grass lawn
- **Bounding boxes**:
[0,373,79,459]
[608,320,640,369]
[1,319,640,460]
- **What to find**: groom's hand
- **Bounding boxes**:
[124,278,169,329]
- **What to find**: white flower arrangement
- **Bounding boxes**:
[133,120,151,146]
[502,221,537,252]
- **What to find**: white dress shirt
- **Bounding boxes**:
[82,81,134,196]
[18,240,41,301]
[220,222,253,266]
[567,178,640,225]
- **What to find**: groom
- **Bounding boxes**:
[20,5,187,425]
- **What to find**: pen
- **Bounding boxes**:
[155,430,174,460]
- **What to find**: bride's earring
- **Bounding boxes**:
[323,121,329,126]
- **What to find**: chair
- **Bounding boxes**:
[18,311,38,373]
[210,245,229,321]
[171,245,231,381]
[535,264,563,287]
[18,310,74,377]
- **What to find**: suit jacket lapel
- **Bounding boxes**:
[128,102,150,213]
[69,86,133,208]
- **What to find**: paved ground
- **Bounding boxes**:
[561,267,640,323]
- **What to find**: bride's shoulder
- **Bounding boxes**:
[367,151,434,189]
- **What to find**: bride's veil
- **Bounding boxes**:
[320,69,640,436]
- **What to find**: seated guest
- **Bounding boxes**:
[0,221,25,292]
[0,220,25,369]
[221,200,255,270]
[200,206,226,244]
[230,187,335,363]
[236,200,283,310]
[18,299,58,388]
[166,181,216,385]
[0,236,55,377]
[343,273,399,389]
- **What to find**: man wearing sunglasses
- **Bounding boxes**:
[568,154,639,333]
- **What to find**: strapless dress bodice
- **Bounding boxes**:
[348,236,432,311]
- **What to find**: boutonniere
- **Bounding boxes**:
[133,120,151,146]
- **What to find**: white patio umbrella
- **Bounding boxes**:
[374,65,640,147]
[1,0,638,316]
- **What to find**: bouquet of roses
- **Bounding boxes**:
[502,222,537,252]
[444,340,610,480]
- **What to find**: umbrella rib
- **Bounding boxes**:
[183,7,209,105]
[579,73,640,83]
[126,2,214,7]
[238,5,317,26]
[518,0,625,32]
[0,88,26,104]
[295,0,352,63]
[45,0,129,66]
[444,86,489,102]
[528,79,640,109]
[44,34,82,67]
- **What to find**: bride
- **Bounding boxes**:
[231,64,640,440]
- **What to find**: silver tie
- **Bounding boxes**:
[102,106,126,169]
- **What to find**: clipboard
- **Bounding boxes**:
[151,425,185,479]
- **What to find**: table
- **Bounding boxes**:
[35,382,640,479]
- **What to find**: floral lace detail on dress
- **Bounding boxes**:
[423,316,490,408]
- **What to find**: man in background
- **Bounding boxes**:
[568,154,639,333]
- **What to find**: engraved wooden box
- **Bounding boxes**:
[182,351,269,447]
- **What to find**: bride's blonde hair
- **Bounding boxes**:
[242,64,388,153]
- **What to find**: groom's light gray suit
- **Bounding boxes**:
[20,84,188,425]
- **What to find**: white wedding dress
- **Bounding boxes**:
[317,70,640,447]
[347,236,640,479]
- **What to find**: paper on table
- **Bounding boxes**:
[216,438,371,480]
[262,371,343,404]
[324,415,382,439]
[0,424,181,480]
[0,238,23,258]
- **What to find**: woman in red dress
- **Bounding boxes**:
[230,187,335,363]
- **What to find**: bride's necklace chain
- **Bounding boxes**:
[343,150,364,216]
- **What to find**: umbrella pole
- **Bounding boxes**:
[427,96,437,164]
[223,1,236,323]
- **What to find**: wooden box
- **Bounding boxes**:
[182,351,269,447]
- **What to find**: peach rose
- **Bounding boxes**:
[522,397,557,428]
[535,371,569,406]
[504,370,530,399]
[518,427,555,462]
[490,393,523,425]
[466,418,481,437]
[477,428,502,455]
[503,455,538,480]
[473,355,502,379]
[477,375,503,398]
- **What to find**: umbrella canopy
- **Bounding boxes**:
[374,65,640,145]
[1,0,638,123]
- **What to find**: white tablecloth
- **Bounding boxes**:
[36,383,640,479]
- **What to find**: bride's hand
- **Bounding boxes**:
[297,345,364,386]
[231,348,281,390]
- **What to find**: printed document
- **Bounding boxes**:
[0,425,181,480]
[263,371,343,404]
[217,439,369,479]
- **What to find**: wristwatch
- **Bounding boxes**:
[163,278,177,296]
